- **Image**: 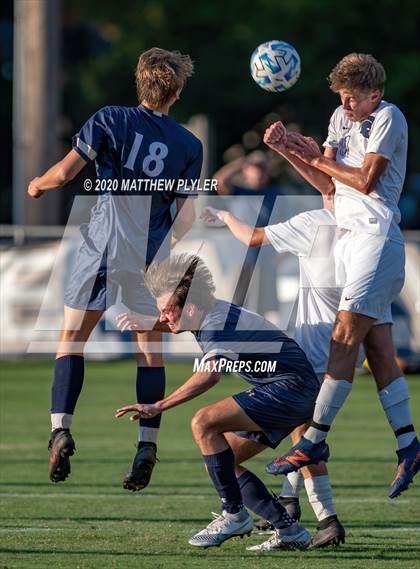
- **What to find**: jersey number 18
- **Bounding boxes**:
[124,133,169,177]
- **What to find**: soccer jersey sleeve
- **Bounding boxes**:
[265,212,315,257]
[175,142,203,197]
[366,106,407,160]
[323,107,342,149]
[72,107,113,162]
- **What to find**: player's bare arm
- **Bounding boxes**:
[288,133,389,195]
[312,152,388,195]
[116,370,222,418]
[27,149,87,199]
[264,122,335,195]
[201,207,267,247]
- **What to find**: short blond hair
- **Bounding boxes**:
[328,53,386,94]
[135,47,194,108]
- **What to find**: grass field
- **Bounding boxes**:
[0,360,419,569]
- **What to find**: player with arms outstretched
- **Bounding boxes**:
[263,53,419,499]
[27,48,202,489]
[116,253,322,551]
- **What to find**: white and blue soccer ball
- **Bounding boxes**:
[250,40,301,93]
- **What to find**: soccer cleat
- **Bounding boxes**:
[389,437,420,499]
[48,428,75,483]
[188,509,253,548]
[247,522,311,551]
[266,437,330,476]
[255,496,301,531]
[123,442,158,491]
[310,515,346,548]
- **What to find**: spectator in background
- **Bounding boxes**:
[212,152,286,316]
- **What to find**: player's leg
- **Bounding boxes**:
[266,423,345,546]
[304,310,374,443]
[364,323,419,498]
[267,310,374,475]
[189,394,311,549]
[279,425,305,518]
[187,398,257,547]
[123,330,164,491]
[49,306,104,482]
[222,431,310,551]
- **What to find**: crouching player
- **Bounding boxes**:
[116,253,321,550]
[202,185,345,546]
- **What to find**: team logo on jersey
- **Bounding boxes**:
[337,135,350,157]
[360,115,375,139]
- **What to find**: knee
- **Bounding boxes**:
[191,408,212,442]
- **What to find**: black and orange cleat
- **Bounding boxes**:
[266,437,329,476]
[48,429,75,483]
[389,437,420,499]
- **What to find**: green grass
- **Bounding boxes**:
[0,360,419,569]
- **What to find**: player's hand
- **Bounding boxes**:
[116,311,156,332]
[263,121,287,152]
[201,206,229,227]
[286,133,321,163]
[27,178,44,199]
[115,403,161,420]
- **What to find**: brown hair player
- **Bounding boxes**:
[27,48,203,490]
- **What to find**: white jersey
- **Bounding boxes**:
[324,100,407,242]
[265,208,340,374]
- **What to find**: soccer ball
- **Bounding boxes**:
[250,41,301,93]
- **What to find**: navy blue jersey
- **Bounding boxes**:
[195,299,317,387]
[72,105,203,267]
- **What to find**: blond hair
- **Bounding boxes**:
[135,47,194,108]
[328,53,386,94]
[144,254,215,310]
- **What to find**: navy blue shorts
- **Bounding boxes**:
[233,374,320,449]
[64,260,158,315]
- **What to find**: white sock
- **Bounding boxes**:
[51,413,73,430]
[378,376,416,450]
[139,426,159,444]
[281,471,304,498]
[304,475,336,522]
[305,379,353,443]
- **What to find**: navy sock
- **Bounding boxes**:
[136,367,166,429]
[202,447,243,513]
[51,355,85,414]
[238,469,295,528]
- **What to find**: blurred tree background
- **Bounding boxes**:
[2,0,420,225]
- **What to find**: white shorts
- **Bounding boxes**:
[334,231,405,323]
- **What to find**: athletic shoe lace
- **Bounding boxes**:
[203,512,233,534]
